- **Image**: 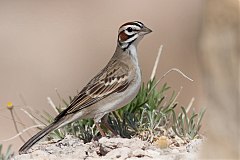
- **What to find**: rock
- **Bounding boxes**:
[13,136,203,160]
[186,139,203,153]
[105,147,131,159]
[145,149,161,158]
[98,137,150,154]
[131,149,146,158]
[99,137,149,150]
[171,148,179,154]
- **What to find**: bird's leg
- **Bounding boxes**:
[101,114,118,136]
[95,122,106,137]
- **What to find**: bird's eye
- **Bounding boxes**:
[127,27,133,32]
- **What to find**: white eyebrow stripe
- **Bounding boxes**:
[119,25,141,33]
[124,25,141,31]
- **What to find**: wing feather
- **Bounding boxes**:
[54,60,131,121]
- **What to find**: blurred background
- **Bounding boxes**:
[0,0,238,158]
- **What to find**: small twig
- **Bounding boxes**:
[160,68,193,82]
[18,94,39,137]
[18,94,35,124]
[18,94,44,126]
[148,68,193,96]
[182,97,195,120]
[13,109,32,137]
[150,129,154,142]
[47,97,59,114]
[170,86,183,107]
[0,124,45,142]
[55,88,62,101]
[9,108,25,143]
[150,45,163,81]
[186,97,195,114]
[18,107,43,125]
[13,109,25,126]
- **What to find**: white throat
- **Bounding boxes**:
[128,44,138,65]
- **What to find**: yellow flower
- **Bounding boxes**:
[155,136,169,149]
[7,102,13,109]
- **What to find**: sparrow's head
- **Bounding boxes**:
[118,21,152,50]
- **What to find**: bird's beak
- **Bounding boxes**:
[140,26,152,35]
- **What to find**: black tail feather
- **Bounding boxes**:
[19,121,61,154]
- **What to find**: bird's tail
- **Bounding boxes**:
[19,120,62,154]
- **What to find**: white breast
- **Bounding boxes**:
[95,45,141,117]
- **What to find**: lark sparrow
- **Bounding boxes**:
[19,21,152,154]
